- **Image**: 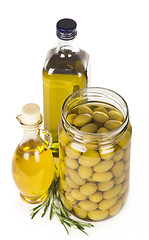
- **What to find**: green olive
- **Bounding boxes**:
[98,179,114,191]
[74,113,92,127]
[93,121,103,128]
[59,130,70,148]
[80,123,98,133]
[71,189,87,200]
[104,120,122,130]
[78,200,98,211]
[60,178,71,192]
[124,161,130,171]
[93,159,114,173]
[65,176,79,189]
[89,191,103,203]
[64,156,79,169]
[92,171,113,182]
[78,165,93,179]
[97,127,109,133]
[98,197,117,210]
[99,146,115,160]
[111,161,124,177]
[93,111,109,124]
[103,184,122,199]
[68,168,86,185]
[88,209,108,221]
[66,113,77,125]
[78,106,93,115]
[118,179,129,196]
[65,192,77,205]
[60,193,73,211]
[80,183,97,196]
[121,190,129,204]
[84,142,99,150]
[113,145,124,161]
[87,176,96,182]
[94,106,107,114]
[114,172,126,184]
[65,142,81,159]
[73,206,88,219]
[79,150,101,167]
[109,199,123,216]
[108,110,123,121]
[123,147,130,162]
[118,131,131,149]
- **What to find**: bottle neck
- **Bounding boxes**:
[22,127,39,142]
[56,37,79,52]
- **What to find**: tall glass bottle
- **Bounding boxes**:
[43,18,89,156]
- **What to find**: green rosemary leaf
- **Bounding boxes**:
[49,202,54,220]
[30,203,43,212]
[30,209,41,219]
[57,196,70,218]
[59,205,68,218]
[76,224,85,231]
[61,220,69,235]
[63,220,71,228]
[78,228,88,235]
[53,202,59,210]
[55,212,69,235]
[30,203,45,219]
[41,197,51,218]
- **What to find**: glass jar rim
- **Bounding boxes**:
[61,87,129,143]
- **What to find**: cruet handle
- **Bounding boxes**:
[39,129,52,149]
[16,114,22,124]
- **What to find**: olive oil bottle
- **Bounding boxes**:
[43,18,89,156]
[12,103,55,204]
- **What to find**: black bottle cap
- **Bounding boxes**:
[56,18,77,40]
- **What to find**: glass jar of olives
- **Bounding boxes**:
[59,87,132,221]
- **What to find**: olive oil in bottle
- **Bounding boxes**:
[12,103,55,204]
[43,18,89,156]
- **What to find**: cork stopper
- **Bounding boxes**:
[21,103,41,125]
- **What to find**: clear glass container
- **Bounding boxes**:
[43,18,89,157]
[59,87,132,221]
[12,103,55,204]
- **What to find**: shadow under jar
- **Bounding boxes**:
[58,87,132,221]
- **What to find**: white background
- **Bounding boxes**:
[0,0,148,239]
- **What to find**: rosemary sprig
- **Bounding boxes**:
[30,177,94,235]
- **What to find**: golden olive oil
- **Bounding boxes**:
[43,70,87,144]
[12,138,54,203]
